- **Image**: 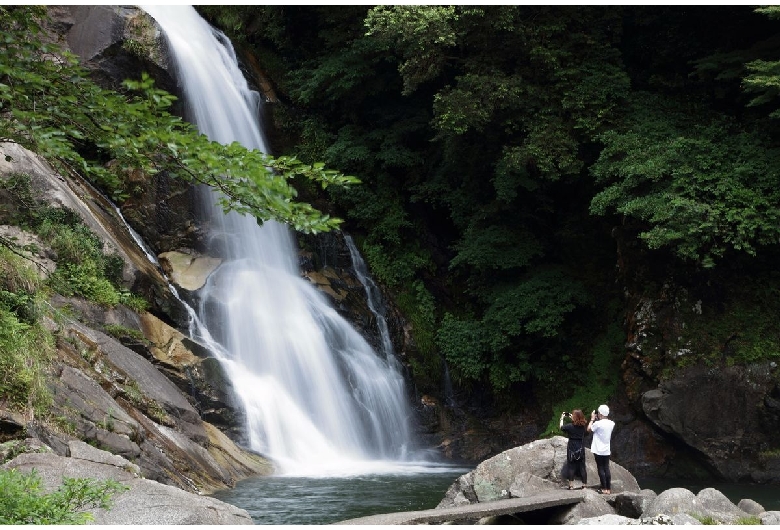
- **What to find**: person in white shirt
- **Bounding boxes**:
[587,404,615,494]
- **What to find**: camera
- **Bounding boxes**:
[563,412,571,417]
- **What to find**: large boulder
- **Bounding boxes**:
[640,487,701,519]
[640,486,754,524]
[54,5,174,92]
[641,363,779,481]
[696,487,753,524]
[159,250,221,292]
[3,443,253,525]
[437,436,640,509]
[738,497,765,515]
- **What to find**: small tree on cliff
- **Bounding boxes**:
[0,6,357,235]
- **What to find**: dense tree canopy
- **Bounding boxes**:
[197,5,780,407]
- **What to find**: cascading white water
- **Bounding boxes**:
[141,5,417,476]
[344,235,396,362]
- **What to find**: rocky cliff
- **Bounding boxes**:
[0,6,274,515]
[617,282,780,482]
[0,139,271,495]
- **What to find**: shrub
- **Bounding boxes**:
[0,307,54,415]
[0,245,45,323]
[0,468,127,524]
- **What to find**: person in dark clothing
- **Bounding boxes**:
[559,409,588,490]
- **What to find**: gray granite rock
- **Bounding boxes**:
[3,450,252,525]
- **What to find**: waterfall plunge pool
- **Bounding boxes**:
[212,470,780,524]
[211,466,470,525]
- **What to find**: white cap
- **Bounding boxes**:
[598,404,610,416]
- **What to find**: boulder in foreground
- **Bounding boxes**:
[3,441,253,525]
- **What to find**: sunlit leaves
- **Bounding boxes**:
[590,95,780,266]
[365,5,459,95]
[743,59,780,117]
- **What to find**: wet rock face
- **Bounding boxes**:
[619,286,780,482]
[139,312,247,443]
[297,231,386,352]
[641,363,780,481]
[19,303,269,493]
[57,6,178,99]
[120,172,205,258]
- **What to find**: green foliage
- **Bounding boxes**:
[590,94,780,268]
[365,6,459,95]
[672,279,780,369]
[0,468,127,525]
[0,245,54,415]
[0,306,54,415]
[744,59,780,118]
[51,264,119,307]
[208,5,780,404]
[117,290,149,313]
[692,514,719,525]
[37,218,105,267]
[438,269,591,390]
[0,244,45,324]
[33,211,126,307]
[437,313,490,381]
[482,269,591,339]
[738,7,780,119]
[450,224,543,272]
[0,6,355,234]
[541,321,624,437]
[0,174,148,310]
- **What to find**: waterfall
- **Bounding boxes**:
[141,5,417,476]
[344,235,395,362]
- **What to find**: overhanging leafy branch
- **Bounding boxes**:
[0,6,357,235]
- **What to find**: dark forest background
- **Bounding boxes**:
[194,5,780,428]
